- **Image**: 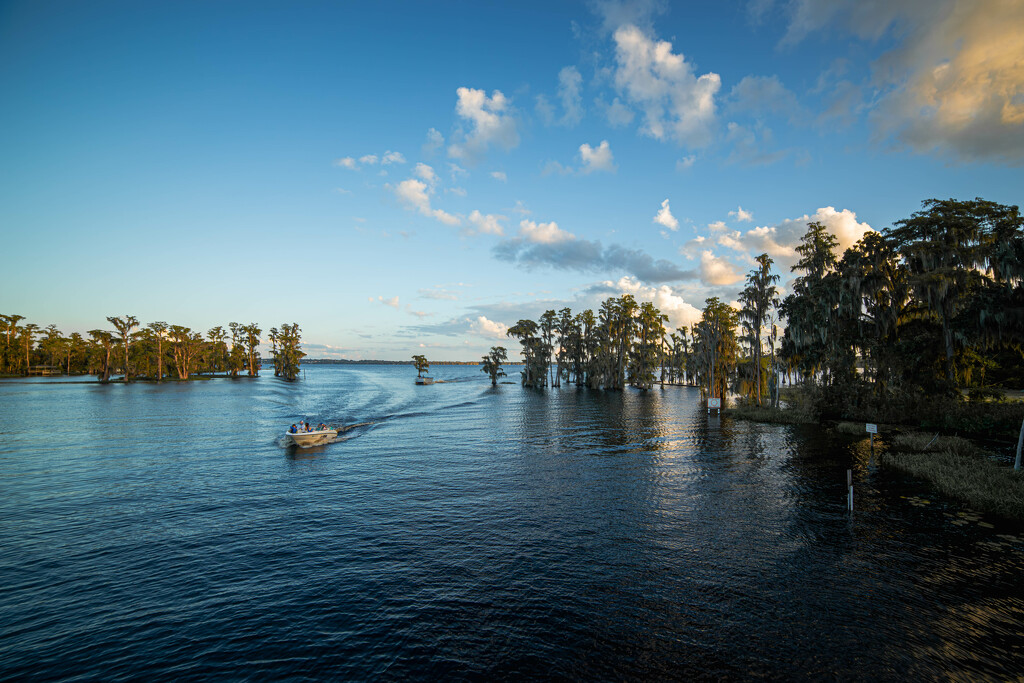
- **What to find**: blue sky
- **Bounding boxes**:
[2,0,1022,360]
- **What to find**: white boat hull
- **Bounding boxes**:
[285,429,340,448]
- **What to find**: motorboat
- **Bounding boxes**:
[284,426,340,448]
[415,376,434,385]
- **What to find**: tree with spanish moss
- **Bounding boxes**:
[481,346,508,386]
[738,254,779,405]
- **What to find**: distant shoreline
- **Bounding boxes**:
[301,359,498,366]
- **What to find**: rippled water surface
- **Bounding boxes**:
[2,365,1023,680]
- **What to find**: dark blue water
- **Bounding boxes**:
[1,365,1022,680]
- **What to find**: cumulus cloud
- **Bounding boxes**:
[467,210,506,236]
[448,87,520,162]
[471,316,509,339]
[490,171,507,182]
[336,151,406,170]
[414,162,438,185]
[729,206,753,222]
[778,0,1024,163]
[585,276,702,328]
[612,24,721,148]
[546,140,617,175]
[708,220,728,231]
[579,140,616,173]
[699,250,744,285]
[714,205,873,269]
[654,198,679,231]
[519,219,575,244]
[394,178,461,226]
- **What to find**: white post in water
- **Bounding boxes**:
[1015,417,1023,471]
[847,469,854,511]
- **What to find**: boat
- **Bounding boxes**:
[284,426,340,448]
[415,376,434,385]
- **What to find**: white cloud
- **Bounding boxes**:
[447,187,467,197]
[414,162,438,185]
[519,219,575,244]
[467,210,506,236]
[558,66,584,126]
[579,140,616,173]
[601,276,703,329]
[490,171,507,182]
[729,206,753,222]
[714,206,873,270]
[334,157,357,169]
[394,178,461,226]
[382,151,406,165]
[612,24,721,148]
[470,316,509,339]
[359,154,379,165]
[423,128,445,154]
[676,155,696,170]
[708,220,727,231]
[653,198,679,231]
[699,250,744,285]
[448,87,520,162]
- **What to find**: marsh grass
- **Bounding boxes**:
[882,433,1024,519]
[834,421,873,435]
[730,402,818,425]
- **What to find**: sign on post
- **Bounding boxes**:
[866,423,878,434]
[708,398,721,408]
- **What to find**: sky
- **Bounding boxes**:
[1,0,1022,360]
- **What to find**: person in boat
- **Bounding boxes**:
[289,424,297,434]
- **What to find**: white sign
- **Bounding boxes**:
[866,423,878,434]
[708,398,722,409]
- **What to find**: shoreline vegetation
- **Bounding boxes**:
[0,315,305,382]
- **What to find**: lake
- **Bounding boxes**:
[1,364,1022,680]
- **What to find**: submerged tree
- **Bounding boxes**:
[412,354,429,378]
[691,297,739,401]
[507,319,548,388]
[481,346,508,386]
[274,323,304,380]
[738,254,780,405]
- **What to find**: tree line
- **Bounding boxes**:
[683,197,1024,420]
[0,315,306,382]
[503,197,1024,419]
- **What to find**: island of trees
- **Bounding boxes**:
[0,316,306,381]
